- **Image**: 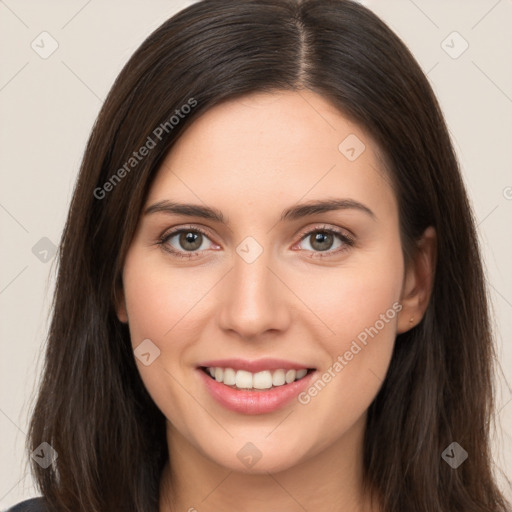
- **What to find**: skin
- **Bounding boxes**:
[116,89,436,512]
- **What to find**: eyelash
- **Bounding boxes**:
[156,224,355,260]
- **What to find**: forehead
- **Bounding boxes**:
[147,90,396,222]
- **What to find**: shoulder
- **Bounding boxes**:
[4,497,46,511]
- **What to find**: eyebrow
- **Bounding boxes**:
[144,198,376,223]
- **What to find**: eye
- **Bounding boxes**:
[157,226,217,259]
[294,225,355,258]
[157,224,355,260]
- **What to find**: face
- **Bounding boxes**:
[117,90,410,474]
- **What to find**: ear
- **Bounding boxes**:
[397,226,436,333]
[114,277,129,324]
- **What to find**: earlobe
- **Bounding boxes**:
[114,280,129,324]
[397,226,436,333]
[117,301,129,324]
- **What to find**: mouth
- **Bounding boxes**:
[199,366,316,391]
[196,358,318,414]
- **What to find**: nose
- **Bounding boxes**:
[217,244,291,340]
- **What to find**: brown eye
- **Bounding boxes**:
[159,227,214,258]
[296,226,355,258]
[178,231,203,251]
[309,231,335,251]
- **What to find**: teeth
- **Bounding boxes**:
[253,371,272,389]
[205,367,310,389]
[223,368,236,386]
[296,369,307,379]
[272,369,286,386]
[285,369,296,383]
[235,370,253,389]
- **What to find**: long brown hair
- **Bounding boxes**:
[27,0,511,510]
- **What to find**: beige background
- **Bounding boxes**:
[0,0,511,508]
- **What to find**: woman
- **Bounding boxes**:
[8,0,511,510]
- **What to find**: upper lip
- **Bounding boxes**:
[198,358,316,373]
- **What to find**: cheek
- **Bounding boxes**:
[120,247,230,412]
[121,255,204,434]
[296,240,403,424]
[331,266,402,348]
[121,248,207,350]
[296,237,403,345]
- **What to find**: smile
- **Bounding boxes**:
[201,366,313,390]
[196,358,317,414]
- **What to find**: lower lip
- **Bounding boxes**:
[198,368,316,415]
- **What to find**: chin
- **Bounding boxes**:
[204,440,308,475]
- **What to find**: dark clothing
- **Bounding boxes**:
[4,498,46,511]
